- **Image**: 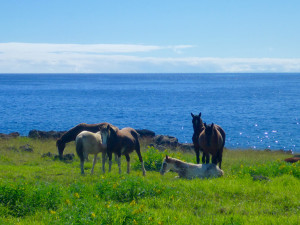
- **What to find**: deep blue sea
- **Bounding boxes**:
[0,73,299,152]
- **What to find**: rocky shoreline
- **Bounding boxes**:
[0,130,295,154]
[0,129,194,152]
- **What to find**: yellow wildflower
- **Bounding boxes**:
[148,217,153,221]
[91,212,96,218]
[74,193,80,199]
[279,164,286,170]
[65,199,71,205]
[130,200,136,206]
[50,210,56,215]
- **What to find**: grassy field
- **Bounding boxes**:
[0,137,299,224]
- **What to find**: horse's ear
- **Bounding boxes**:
[191,113,194,118]
[166,155,169,160]
[199,112,201,117]
[211,123,214,127]
[204,122,207,127]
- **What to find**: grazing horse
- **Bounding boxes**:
[199,123,224,168]
[191,112,226,165]
[56,122,118,159]
[100,124,146,176]
[75,131,107,175]
[160,155,224,179]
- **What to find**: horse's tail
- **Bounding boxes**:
[217,126,226,149]
[75,137,84,162]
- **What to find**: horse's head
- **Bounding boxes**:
[191,112,204,133]
[160,155,173,175]
[56,139,65,159]
[204,123,214,137]
[100,123,117,145]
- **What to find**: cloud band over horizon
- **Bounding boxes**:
[0,42,299,73]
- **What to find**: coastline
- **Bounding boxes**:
[0,130,297,154]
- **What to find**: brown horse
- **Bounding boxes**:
[56,122,118,159]
[100,123,146,176]
[191,112,226,165]
[199,123,224,168]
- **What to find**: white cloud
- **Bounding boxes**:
[0,43,299,73]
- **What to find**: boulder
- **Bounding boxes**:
[28,130,65,139]
[154,135,179,147]
[0,132,20,139]
[19,144,34,152]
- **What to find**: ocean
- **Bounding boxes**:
[0,73,299,152]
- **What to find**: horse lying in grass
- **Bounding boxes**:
[100,123,146,176]
[160,155,224,179]
[75,131,107,175]
[56,122,118,159]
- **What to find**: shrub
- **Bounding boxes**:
[0,181,61,217]
[96,175,163,202]
[132,146,184,172]
[232,160,300,179]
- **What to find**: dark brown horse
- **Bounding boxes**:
[191,113,207,164]
[199,123,224,168]
[191,112,226,166]
[100,123,146,176]
[56,122,118,159]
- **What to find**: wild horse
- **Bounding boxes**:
[56,122,118,159]
[160,155,224,179]
[75,131,107,175]
[100,123,146,176]
[191,112,225,167]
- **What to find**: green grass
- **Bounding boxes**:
[0,137,299,224]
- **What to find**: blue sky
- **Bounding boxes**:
[0,0,300,73]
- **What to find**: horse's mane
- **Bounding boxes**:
[57,123,116,145]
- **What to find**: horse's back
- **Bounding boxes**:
[76,131,104,154]
[201,164,224,178]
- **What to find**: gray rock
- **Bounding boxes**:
[0,132,20,139]
[154,135,179,147]
[28,130,65,139]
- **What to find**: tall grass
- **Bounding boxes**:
[0,137,299,224]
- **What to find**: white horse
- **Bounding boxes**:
[75,131,107,175]
[160,155,224,179]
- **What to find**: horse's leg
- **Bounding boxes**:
[195,147,200,164]
[205,153,210,164]
[136,145,146,176]
[212,154,218,165]
[218,149,223,169]
[80,158,85,175]
[107,152,113,172]
[125,154,130,174]
[117,154,122,174]
[201,151,206,164]
[102,152,106,173]
[91,154,97,174]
